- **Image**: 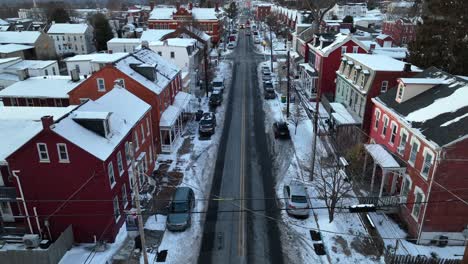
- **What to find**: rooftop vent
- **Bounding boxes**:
[72,111,111,138]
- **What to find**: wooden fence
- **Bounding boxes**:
[384,251,462,264]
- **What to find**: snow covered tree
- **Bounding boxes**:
[89,13,114,51]
[302,0,339,33]
[408,0,468,75]
[315,158,353,223]
[225,2,238,20]
[289,99,307,135]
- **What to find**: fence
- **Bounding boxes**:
[384,251,462,264]
[0,225,74,264]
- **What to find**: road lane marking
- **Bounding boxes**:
[238,59,247,257]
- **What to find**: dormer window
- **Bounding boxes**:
[72,111,112,138]
[396,83,405,101]
[352,70,358,83]
[359,74,366,88]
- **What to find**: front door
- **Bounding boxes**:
[0,202,14,222]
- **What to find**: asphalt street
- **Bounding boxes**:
[198,22,285,264]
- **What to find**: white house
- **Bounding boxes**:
[47,23,95,55]
[64,52,128,75]
[148,38,199,72]
[107,38,141,53]
[327,2,368,19]
[0,57,60,89]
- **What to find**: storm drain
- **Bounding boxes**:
[310,230,322,241]
[313,243,326,255]
[156,250,168,262]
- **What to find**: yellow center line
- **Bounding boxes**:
[238,61,247,257]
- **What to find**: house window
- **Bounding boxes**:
[116,78,125,88]
[401,175,412,200]
[359,74,365,87]
[341,46,347,54]
[352,46,358,53]
[149,145,153,164]
[125,141,131,164]
[397,84,404,100]
[27,98,34,106]
[170,51,175,58]
[421,150,433,177]
[75,64,80,73]
[74,36,76,41]
[108,161,116,188]
[62,36,65,41]
[81,45,84,51]
[57,143,69,162]
[58,45,61,50]
[146,118,150,136]
[398,130,408,155]
[352,70,358,83]
[122,184,128,207]
[134,131,139,150]
[409,140,419,165]
[411,188,425,220]
[113,196,120,221]
[389,123,398,145]
[52,67,56,75]
[54,99,62,107]
[97,78,106,92]
[68,36,70,42]
[117,151,124,175]
[44,69,49,76]
[56,36,59,41]
[380,81,388,93]
[140,124,145,142]
[37,143,49,162]
[382,116,389,136]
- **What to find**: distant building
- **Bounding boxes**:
[147,4,223,43]
[64,52,128,75]
[0,31,56,60]
[255,4,272,21]
[382,18,417,46]
[107,38,141,53]
[0,57,60,89]
[0,87,153,243]
[367,67,468,245]
[327,2,368,19]
[47,23,95,55]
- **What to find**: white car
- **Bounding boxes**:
[254,38,261,44]
[227,42,236,49]
[283,182,310,218]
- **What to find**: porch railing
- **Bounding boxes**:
[358,195,403,210]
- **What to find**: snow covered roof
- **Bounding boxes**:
[7,59,56,70]
[173,91,192,110]
[150,38,197,47]
[344,54,420,72]
[149,7,218,20]
[310,33,368,57]
[48,23,89,34]
[114,48,180,95]
[330,102,360,125]
[148,7,176,20]
[140,29,175,42]
[65,52,128,63]
[0,57,21,65]
[0,44,34,53]
[52,87,150,161]
[0,31,41,45]
[376,34,390,40]
[377,67,468,146]
[0,76,84,99]
[191,8,218,20]
[399,78,449,85]
[160,105,180,127]
[107,38,141,44]
[0,106,77,163]
[0,18,8,26]
[365,144,403,168]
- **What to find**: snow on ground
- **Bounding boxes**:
[59,224,128,264]
[252,29,288,56]
[141,60,233,264]
[258,59,383,263]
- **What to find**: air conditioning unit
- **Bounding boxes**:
[23,234,41,248]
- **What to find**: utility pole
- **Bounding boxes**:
[286,48,290,118]
[310,82,321,181]
[462,242,468,264]
[269,27,273,71]
[130,142,148,264]
[204,45,209,97]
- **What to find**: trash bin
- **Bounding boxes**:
[281,96,287,103]
[195,110,204,121]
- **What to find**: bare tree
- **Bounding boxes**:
[289,98,307,134]
[315,158,353,223]
[302,0,339,33]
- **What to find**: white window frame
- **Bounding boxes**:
[374,109,381,130]
[134,131,139,150]
[149,145,153,164]
[113,195,120,222]
[108,161,116,189]
[37,143,50,162]
[125,141,131,165]
[389,122,398,145]
[352,46,359,53]
[26,98,34,106]
[140,124,145,143]
[146,118,150,136]
[122,184,128,207]
[54,99,62,107]
[397,83,405,100]
[409,137,420,166]
[97,78,106,92]
[381,81,389,93]
[401,174,412,200]
[411,187,425,221]
[381,115,389,136]
[341,46,347,54]
[398,128,408,155]
[117,151,124,176]
[10,98,18,106]
[56,143,69,163]
[421,147,435,178]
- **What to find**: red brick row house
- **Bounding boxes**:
[0,87,154,243]
[366,67,468,245]
[255,3,272,21]
[382,18,417,46]
[299,33,368,101]
[0,75,84,107]
[67,48,184,154]
[147,3,223,44]
[271,5,297,30]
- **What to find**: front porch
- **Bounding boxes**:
[160,92,192,153]
[360,144,407,210]
[297,63,318,100]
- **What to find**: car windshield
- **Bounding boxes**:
[200,119,212,125]
[212,81,223,87]
[291,195,307,203]
[172,202,188,213]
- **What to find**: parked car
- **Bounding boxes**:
[199,112,216,135]
[209,90,223,107]
[264,88,276,99]
[262,71,272,81]
[283,182,310,218]
[261,66,270,75]
[246,30,251,36]
[167,187,196,231]
[263,81,273,90]
[227,42,235,49]
[254,38,261,44]
[273,121,290,139]
[212,77,225,93]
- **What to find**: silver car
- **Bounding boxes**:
[283,182,310,218]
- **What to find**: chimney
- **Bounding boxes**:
[70,69,80,82]
[215,2,219,12]
[150,1,155,11]
[141,40,149,49]
[176,2,181,10]
[108,49,113,54]
[41,116,54,129]
[369,43,376,53]
[188,2,193,10]
[403,63,412,72]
